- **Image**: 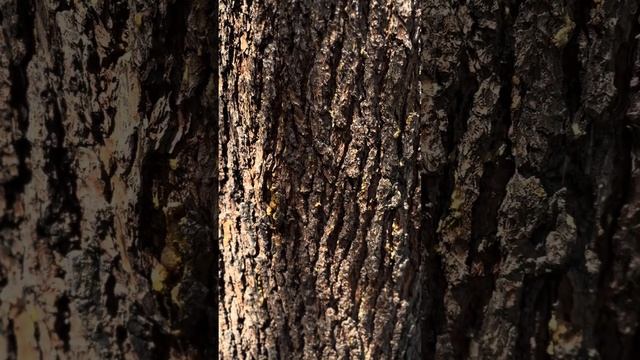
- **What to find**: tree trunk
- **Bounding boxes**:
[0,0,216,358]
[220,0,640,359]
[2,0,640,359]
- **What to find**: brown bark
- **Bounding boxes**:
[220,0,640,359]
[2,0,640,359]
[0,0,216,358]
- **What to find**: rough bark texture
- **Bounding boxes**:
[0,0,216,358]
[220,0,640,359]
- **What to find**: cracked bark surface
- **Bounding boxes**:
[0,0,216,358]
[1,0,640,358]
[220,0,640,359]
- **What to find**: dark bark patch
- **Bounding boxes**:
[54,295,71,352]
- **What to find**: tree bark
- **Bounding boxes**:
[0,0,216,358]
[2,0,640,359]
[220,0,640,359]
